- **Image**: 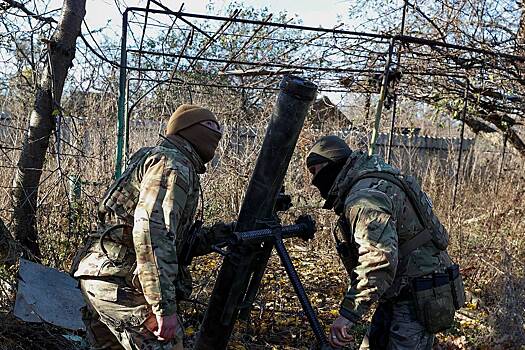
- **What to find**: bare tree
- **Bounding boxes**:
[341,0,525,156]
[9,0,86,257]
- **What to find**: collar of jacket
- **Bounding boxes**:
[322,152,367,213]
[159,134,206,174]
[323,152,399,214]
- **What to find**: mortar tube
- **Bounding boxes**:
[194,75,317,350]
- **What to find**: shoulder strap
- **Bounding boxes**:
[346,171,435,257]
[399,229,433,257]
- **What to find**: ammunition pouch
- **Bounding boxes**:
[412,264,465,333]
[448,264,466,309]
[99,224,133,267]
[100,240,130,266]
[98,147,153,224]
[73,225,136,279]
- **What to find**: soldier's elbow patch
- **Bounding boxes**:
[355,209,393,244]
[345,189,394,214]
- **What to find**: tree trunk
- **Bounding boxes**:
[0,217,18,264]
[518,1,525,57]
[10,0,86,258]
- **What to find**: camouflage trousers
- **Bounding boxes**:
[359,300,434,350]
[80,278,184,350]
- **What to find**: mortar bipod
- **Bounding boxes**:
[211,215,334,349]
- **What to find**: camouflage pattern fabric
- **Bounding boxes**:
[80,279,183,350]
[329,152,451,348]
[360,301,434,350]
[75,135,203,348]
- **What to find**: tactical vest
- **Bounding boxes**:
[332,155,465,327]
[98,135,203,227]
[346,171,448,256]
[98,147,153,225]
[75,137,202,300]
[331,154,448,257]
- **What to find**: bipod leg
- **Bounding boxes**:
[274,235,332,349]
[238,242,273,320]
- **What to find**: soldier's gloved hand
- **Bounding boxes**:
[329,315,354,348]
[209,221,236,244]
[192,221,235,257]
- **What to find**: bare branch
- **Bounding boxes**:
[1,0,57,24]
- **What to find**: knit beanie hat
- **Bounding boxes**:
[166,104,221,164]
[165,104,218,135]
[306,135,352,168]
[306,136,352,199]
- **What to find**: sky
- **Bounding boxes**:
[34,0,355,102]
[73,0,353,102]
[74,0,353,48]
[81,0,351,32]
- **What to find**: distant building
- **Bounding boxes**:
[370,132,475,177]
[309,96,352,129]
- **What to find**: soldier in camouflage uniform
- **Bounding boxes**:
[306,136,463,350]
[74,105,230,350]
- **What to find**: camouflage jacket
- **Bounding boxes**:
[75,136,204,316]
[327,152,452,322]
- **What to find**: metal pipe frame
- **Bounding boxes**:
[386,0,408,163]
[123,7,525,62]
[127,49,383,74]
[386,94,398,163]
[115,10,128,179]
[369,38,395,156]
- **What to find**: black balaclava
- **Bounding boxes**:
[178,124,221,163]
[306,135,352,199]
[165,104,222,164]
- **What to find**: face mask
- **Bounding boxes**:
[178,124,222,163]
[311,161,344,199]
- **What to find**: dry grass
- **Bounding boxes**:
[0,312,85,350]
[0,87,524,349]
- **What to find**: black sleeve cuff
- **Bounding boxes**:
[339,307,361,323]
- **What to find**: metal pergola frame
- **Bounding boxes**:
[114,1,524,182]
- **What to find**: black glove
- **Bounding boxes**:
[191,221,235,257]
